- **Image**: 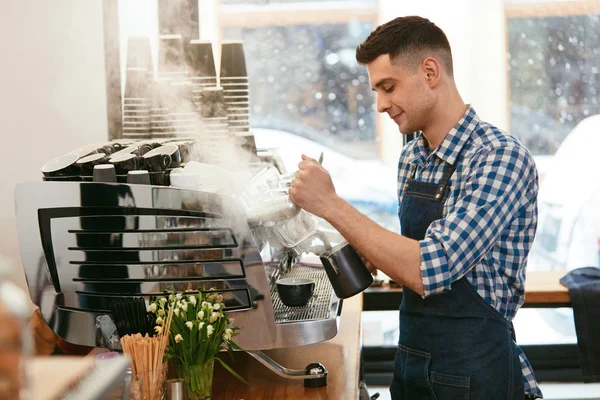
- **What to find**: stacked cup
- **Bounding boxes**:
[122,36,153,140]
[157,34,188,82]
[151,80,198,139]
[151,34,192,139]
[220,41,257,156]
[220,41,250,134]
[187,40,218,116]
[196,87,231,164]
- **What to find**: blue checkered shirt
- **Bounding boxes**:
[397,105,542,398]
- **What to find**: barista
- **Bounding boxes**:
[289,16,541,400]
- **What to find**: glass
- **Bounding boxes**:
[130,365,168,400]
[507,13,600,156]
[223,22,378,159]
[175,360,215,400]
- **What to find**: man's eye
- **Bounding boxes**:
[385,86,395,94]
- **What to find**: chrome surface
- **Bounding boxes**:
[16,181,341,351]
[246,350,328,380]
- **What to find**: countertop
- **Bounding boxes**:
[212,294,363,400]
[363,269,571,311]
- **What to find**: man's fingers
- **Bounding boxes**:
[301,154,318,163]
[298,160,315,169]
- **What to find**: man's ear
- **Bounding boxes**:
[422,57,441,87]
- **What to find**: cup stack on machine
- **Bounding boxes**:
[119,34,257,157]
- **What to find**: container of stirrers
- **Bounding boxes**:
[120,307,174,400]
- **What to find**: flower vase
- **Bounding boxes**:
[176,360,215,400]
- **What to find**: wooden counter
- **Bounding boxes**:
[363,269,571,311]
[212,294,362,400]
[523,270,570,305]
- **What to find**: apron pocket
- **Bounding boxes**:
[396,344,436,399]
[430,371,470,400]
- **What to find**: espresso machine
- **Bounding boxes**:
[15,139,348,386]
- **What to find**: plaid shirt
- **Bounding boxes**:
[397,105,542,398]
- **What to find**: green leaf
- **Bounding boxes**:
[215,356,248,384]
[229,341,243,351]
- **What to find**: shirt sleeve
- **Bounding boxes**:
[419,142,537,297]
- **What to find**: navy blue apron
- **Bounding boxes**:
[391,155,524,399]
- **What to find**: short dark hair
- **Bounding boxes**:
[356,16,454,76]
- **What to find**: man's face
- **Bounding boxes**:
[367,54,434,135]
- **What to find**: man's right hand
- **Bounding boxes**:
[358,252,377,274]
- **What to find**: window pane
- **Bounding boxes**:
[223,22,377,159]
[508,12,600,275]
[507,14,600,155]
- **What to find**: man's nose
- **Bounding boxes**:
[376,95,390,113]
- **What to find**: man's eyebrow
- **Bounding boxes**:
[371,77,395,91]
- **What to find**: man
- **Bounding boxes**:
[289,16,542,400]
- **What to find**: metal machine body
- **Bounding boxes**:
[15,182,341,353]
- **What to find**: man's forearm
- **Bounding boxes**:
[323,196,424,296]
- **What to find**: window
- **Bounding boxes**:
[506,1,600,273]
[506,0,600,352]
[507,10,600,155]
[219,0,378,158]
[223,22,377,158]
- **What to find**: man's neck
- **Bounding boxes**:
[421,91,467,150]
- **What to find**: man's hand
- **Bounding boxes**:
[288,154,339,219]
[358,252,377,273]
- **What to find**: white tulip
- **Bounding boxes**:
[175,334,183,343]
[209,312,219,323]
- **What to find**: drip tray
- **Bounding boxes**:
[268,265,335,323]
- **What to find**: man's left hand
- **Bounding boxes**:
[288,154,338,218]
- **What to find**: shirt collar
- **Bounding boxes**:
[409,105,479,166]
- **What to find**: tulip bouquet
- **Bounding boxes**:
[147,290,246,400]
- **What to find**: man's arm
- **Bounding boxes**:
[325,196,424,295]
[289,155,424,295]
